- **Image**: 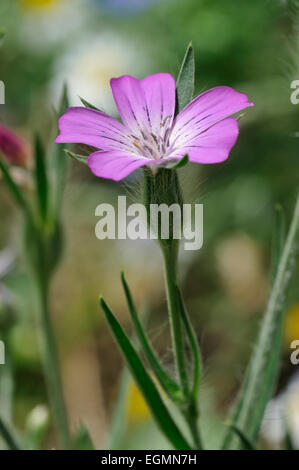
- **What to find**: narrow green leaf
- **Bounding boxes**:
[121,272,181,402]
[64,149,88,165]
[176,42,195,114]
[271,204,286,280]
[177,287,201,400]
[223,193,299,449]
[225,422,256,450]
[106,367,130,450]
[0,415,21,450]
[79,97,102,112]
[34,135,48,223]
[100,297,192,450]
[0,157,32,219]
[169,154,189,170]
[0,347,13,422]
[107,304,152,450]
[74,423,94,450]
[0,29,5,47]
[49,85,69,217]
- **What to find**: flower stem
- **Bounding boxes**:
[161,242,190,399]
[38,275,71,449]
[185,409,203,450]
[161,241,203,450]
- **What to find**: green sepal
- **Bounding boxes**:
[79,97,102,112]
[169,154,189,170]
[64,149,88,165]
[176,42,195,114]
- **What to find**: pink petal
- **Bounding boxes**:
[110,75,150,135]
[55,107,131,152]
[141,73,176,134]
[87,150,149,181]
[170,86,253,149]
[168,118,239,164]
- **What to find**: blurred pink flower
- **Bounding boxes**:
[0,123,29,166]
[55,73,253,181]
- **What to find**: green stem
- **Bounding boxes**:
[161,243,189,399]
[38,275,71,449]
[185,409,203,450]
[161,242,203,449]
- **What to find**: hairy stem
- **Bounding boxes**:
[162,243,189,399]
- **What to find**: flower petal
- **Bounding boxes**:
[168,118,239,164]
[169,86,253,149]
[88,150,148,181]
[141,73,176,134]
[110,75,150,135]
[55,107,131,152]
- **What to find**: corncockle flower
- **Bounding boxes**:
[0,123,29,166]
[55,73,253,181]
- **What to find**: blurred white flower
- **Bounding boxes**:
[262,371,299,449]
[50,31,149,113]
[20,0,89,50]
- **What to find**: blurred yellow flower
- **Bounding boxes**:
[126,380,151,425]
[284,303,299,346]
[20,0,60,10]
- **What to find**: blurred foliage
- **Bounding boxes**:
[0,0,298,449]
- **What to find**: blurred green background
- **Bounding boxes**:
[0,0,299,449]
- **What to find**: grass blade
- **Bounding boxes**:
[100,297,192,450]
[223,193,299,448]
[176,42,195,114]
[225,422,256,450]
[0,415,21,450]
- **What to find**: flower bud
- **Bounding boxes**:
[0,123,29,166]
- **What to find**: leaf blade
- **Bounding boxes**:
[34,135,48,223]
[121,272,181,402]
[100,297,192,450]
[49,85,69,217]
[222,193,299,449]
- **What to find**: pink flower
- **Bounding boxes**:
[0,123,29,166]
[55,73,253,181]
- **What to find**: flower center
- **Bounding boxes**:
[129,116,172,160]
